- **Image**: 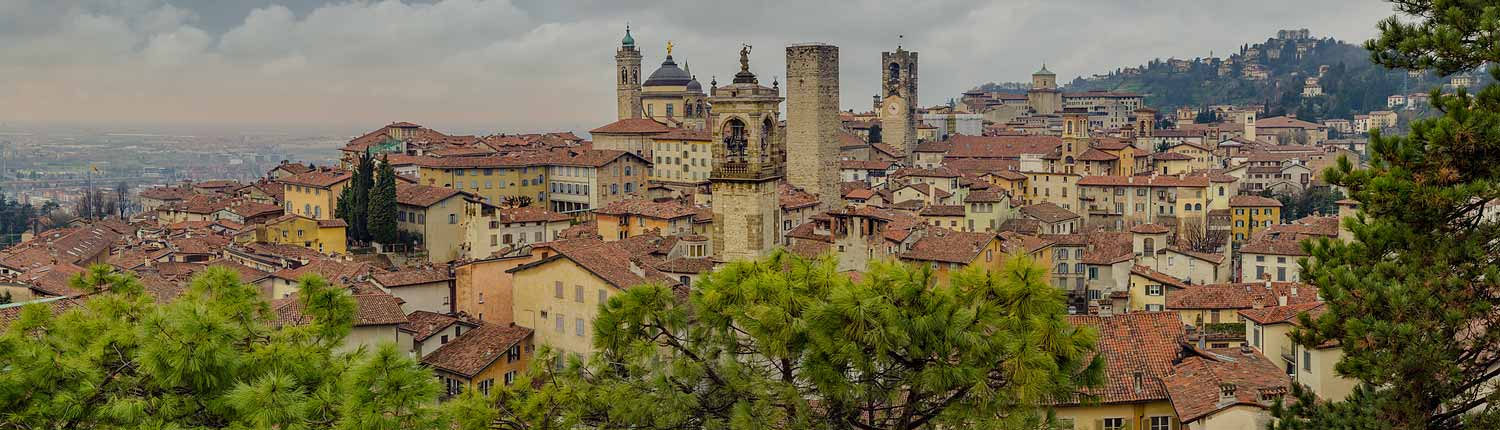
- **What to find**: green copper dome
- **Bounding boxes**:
[622,25,635,47]
[1035,63,1054,76]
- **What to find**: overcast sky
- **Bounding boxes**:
[0,0,1399,135]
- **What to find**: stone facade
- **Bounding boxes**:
[709,47,784,262]
[880,47,918,153]
[615,27,643,120]
[785,43,841,210]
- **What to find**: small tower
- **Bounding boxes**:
[1027,63,1062,115]
[1061,107,1090,174]
[709,45,785,261]
[785,43,841,209]
[615,25,643,120]
[880,45,918,153]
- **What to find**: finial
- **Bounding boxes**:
[666,40,674,57]
[898,34,904,49]
[773,76,779,90]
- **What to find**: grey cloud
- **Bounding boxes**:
[0,0,1398,134]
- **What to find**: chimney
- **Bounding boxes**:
[1217,383,1238,407]
[1277,294,1288,307]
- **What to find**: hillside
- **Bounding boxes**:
[1005,32,1460,122]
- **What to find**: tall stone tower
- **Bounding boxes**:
[880,47,918,153]
[615,25,643,120]
[709,45,785,262]
[785,43,840,209]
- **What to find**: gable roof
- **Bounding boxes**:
[900,229,997,264]
[397,183,465,207]
[421,322,532,378]
[590,118,672,134]
[1019,202,1079,223]
[1163,350,1290,422]
[1061,312,1186,405]
[277,169,353,188]
[1166,282,1318,311]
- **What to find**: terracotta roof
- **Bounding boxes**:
[1077,175,1210,187]
[1061,312,1185,405]
[1132,265,1188,289]
[138,186,194,201]
[544,149,644,168]
[779,184,821,210]
[396,183,464,207]
[652,257,717,274]
[316,219,348,228]
[1162,246,1226,265]
[1229,195,1282,207]
[999,218,1042,234]
[590,118,672,134]
[1151,151,1194,161]
[13,263,88,297]
[900,228,996,264]
[494,206,572,224]
[999,231,1053,255]
[595,198,697,220]
[1019,202,1079,223]
[421,322,532,377]
[1081,232,1135,265]
[1163,351,1290,422]
[919,205,964,217]
[1129,223,1171,234]
[271,259,378,284]
[1077,148,1120,161]
[1239,237,1307,256]
[398,310,475,342]
[894,166,961,178]
[1166,282,1318,310]
[1238,302,1325,325]
[510,238,677,289]
[225,201,284,219]
[844,188,876,200]
[274,292,409,327]
[277,169,353,188]
[372,267,452,288]
[0,296,85,330]
[943,158,1020,176]
[1256,116,1325,130]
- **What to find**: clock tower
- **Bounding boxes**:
[880,46,918,152]
[709,45,785,262]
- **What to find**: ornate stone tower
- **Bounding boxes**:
[1059,107,1089,174]
[709,45,785,262]
[880,46,918,153]
[615,25,643,120]
[785,43,840,209]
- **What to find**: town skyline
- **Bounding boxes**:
[0,0,1396,135]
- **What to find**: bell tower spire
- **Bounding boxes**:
[615,24,643,119]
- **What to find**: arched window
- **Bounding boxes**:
[1184,203,1192,211]
[1194,203,1202,211]
[889,63,901,81]
[1143,237,1156,254]
[723,118,747,157]
[621,69,628,84]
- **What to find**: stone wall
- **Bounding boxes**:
[785,43,841,210]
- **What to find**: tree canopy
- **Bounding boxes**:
[0,265,489,430]
[496,251,1102,430]
[1271,1,1500,429]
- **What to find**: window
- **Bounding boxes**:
[555,314,564,331]
[504,371,517,385]
[1303,349,1312,372]
[1149,416,1171,430]
[448,214,457,224]
[1103,418,1125,430]
[440,335,449,344]
[478,292,485,304]
[1088,267,1098,280]
[1277,267,1287,281]
[1074,263,1084,274]
[478,379,494,396]
[554,281,564,298]
[575,285,584,303]
[1146,304,1164,311]
[1056,263,1068,274]
[1147,285,1164,296]
[598,289,608,304]
[575,318,585,337]
[1254,324,1263,348]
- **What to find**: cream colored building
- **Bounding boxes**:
[508,239,677,360]
[649,128,713,185]
[462,200,572,260]
[1241,303,1358,401]
[395,184,468,263]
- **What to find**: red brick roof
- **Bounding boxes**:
[900,228,996,264]
[1239,237,1307,256]
[0,296,84,330]
[372,267,452,288]
[274,292,409,327]
[1129,223,1171,234]
[1256,116,1325,130]
[1019,202,1079,223]
[1163,350,1290,422]
[1077,148,1120,161]
[590,118,672,134]
[396,183,464,207]
[1060,312,1185,405]
[918,205,964,217]
[1238,301,1325,325]
[963,190,1007,203]
[651,128,711,141]
[277,169,353,188]
[494,206,572,224]
[398,311,475,342]
[421,322,532,378]
[839,160,895,170]
[595,198,697,220]
[1132,265,1188,289]
[512,238,677,289]
[1229,195,1282,207]
[944,135,1062,159]
[1151,151,1194,161]
[1166,282,1318,310]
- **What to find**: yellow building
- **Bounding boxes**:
[278,169,353,220]
[260,214,348,255]
[1229,195,1282,242]
[1053,312,1184,430]
[1023,171,1081,212]
[594,197,697,240]
[1076,175,1211,233]
[649,128,713,185]
[1127,265,1188,312]
[1149,151,1197,175]
[896,229,1007,284]
[507,239,678,359]
[962,190,1014,233]
[1166,142,1215,171]
[422,322,534,398]
[415,155,548,207]
[394,183,468,263]
[1241,302,1357,401]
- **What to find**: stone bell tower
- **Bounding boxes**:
[615,25,643,120]
[709,44,785,262]
[880,45,918,153]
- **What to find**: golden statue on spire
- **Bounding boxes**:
[666,40,674,56]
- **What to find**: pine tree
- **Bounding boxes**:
[368,157,399,245]
[1271,2,1500,429]
[0,265,482,428]
[501,251,1102,430]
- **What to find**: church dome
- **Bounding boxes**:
[644,55,693,87]
[621,26,634,47]
[1035,63,1055,76]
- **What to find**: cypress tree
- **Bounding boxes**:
[1272,2,1500,429]
[351,151,374,242]
[368,157,399,245]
